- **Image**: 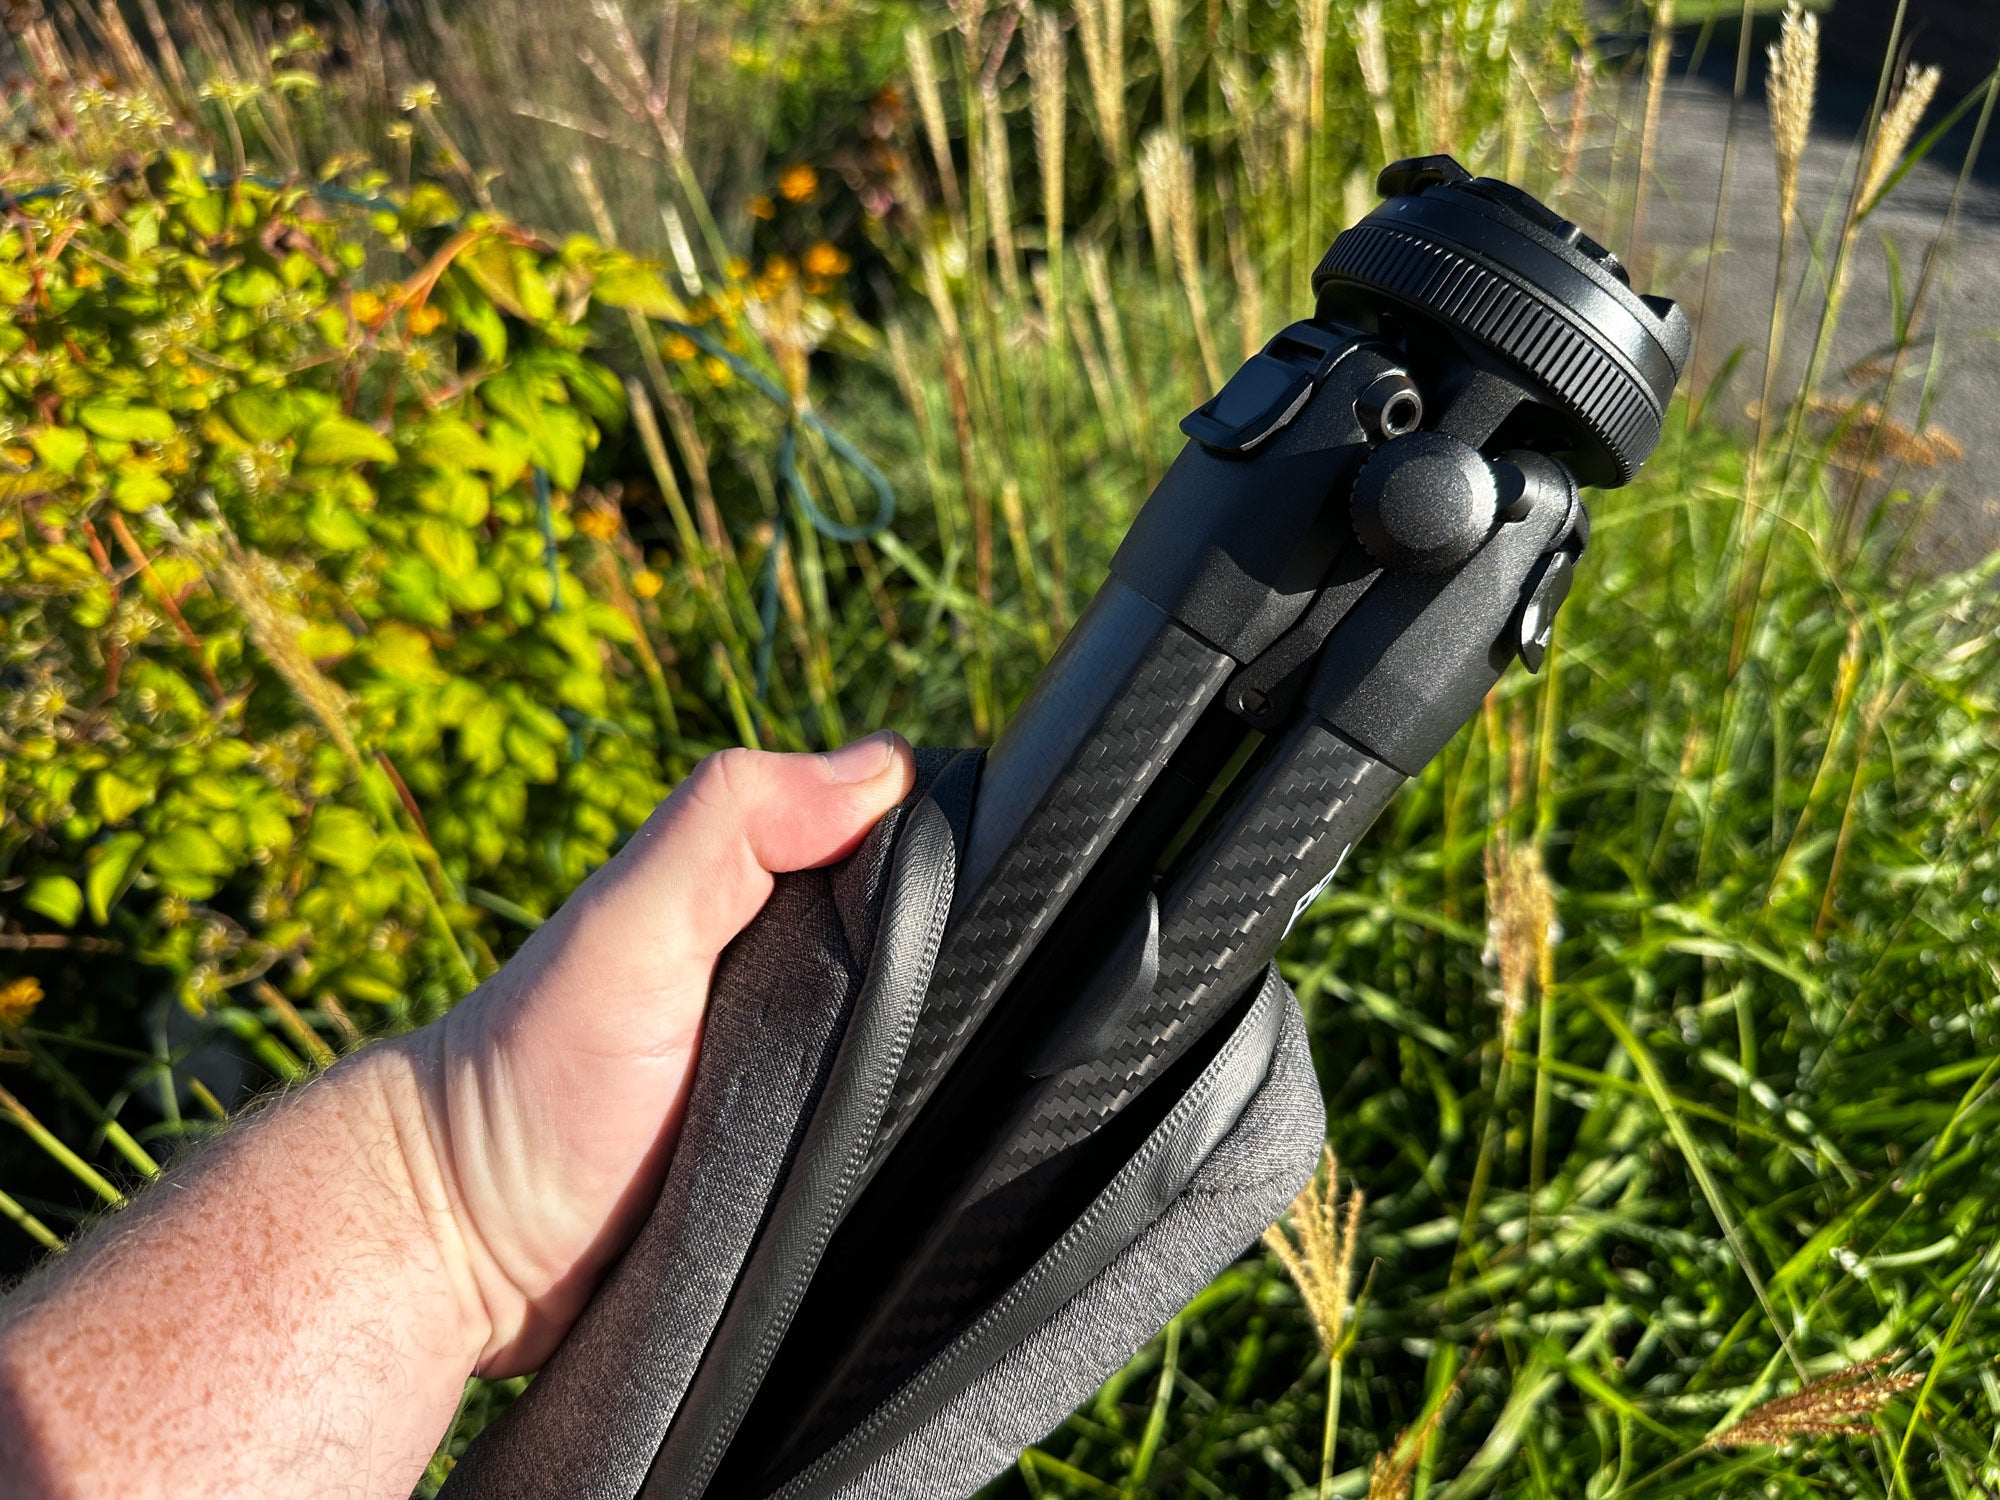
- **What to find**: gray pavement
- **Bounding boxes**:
[1630,74,2000,569]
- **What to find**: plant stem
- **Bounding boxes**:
[1320,1349,1343,1500]
[0,1083,124,1207]
[0,1185,63,1252]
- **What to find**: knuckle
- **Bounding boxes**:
[685,745,758,810]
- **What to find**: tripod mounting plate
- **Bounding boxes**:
[1313,154,1689,486]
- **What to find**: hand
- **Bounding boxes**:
[389,732,918,1373]
[0,733,915,1498]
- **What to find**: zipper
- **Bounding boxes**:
[766,965,1287,1500]
[648,794,961,1500]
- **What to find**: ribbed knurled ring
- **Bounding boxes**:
[1315,221,1661,485]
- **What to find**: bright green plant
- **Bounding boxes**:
[0,158,689,1040]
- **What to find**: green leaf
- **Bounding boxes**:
[112,464,174,512]
[458,699,509,773]
[306,490,372,552]
[533,404,591,491]
[503,723,560,783]
[223,388,309,443]
[93,769,154,825]
[221,265,285,308]
[298,415,398,467]
[30,426,90,476]
[416,469,491,526]
[412,418,502,475]
[148,824,232,887]
[306,804,379,874]
[78,401,176,443]
[444,567,504,612]
[86,833,147,923]
[414,517,477,579]
[589,258,684,320]
[458,240,530,318]
[437,268,508,367]
[23,874,82,928]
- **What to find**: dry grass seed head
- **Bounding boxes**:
[1138,128,1178,271]
[1809,394,1964,474]
[1025,9,1065,254]
[1365,1331,1489,1500]
[1765,0,1819,229]
[1262,1147,1365,1361]
[1073,0,1126,167]
[165,503,360,764]
[1707,1355,1924,1447]
[903,24,959,205]
[1861,63,1942,208]
[1482,832,1557,1042]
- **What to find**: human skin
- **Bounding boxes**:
[0,734,915,1499]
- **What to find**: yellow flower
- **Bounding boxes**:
[350,289,386,324]
[803,241,850,279]
[748,194,776,220]
[70,261,100,289]
[574,508,620,541]
[662,333,698,362]
[406,302,445,335]
[702,356,733,387]
[777,163,819,203]
[0,976,43,1028]
[724,256,751,282]
[631,568,664,599]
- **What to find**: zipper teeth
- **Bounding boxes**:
[686,816,959,1497]
[768,969,1281,1500]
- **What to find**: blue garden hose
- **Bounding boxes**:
[651,317,896,697]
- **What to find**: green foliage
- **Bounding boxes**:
[0,159,682,1026]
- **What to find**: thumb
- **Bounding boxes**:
[571,731,917,977]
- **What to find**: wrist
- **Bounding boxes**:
[343,1033,505,1374]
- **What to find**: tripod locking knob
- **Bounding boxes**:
[1350,431,1497,573]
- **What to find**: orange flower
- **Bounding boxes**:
[0,976,43,1027]
[574,508,620,541]
[777,163,819,202]
[803,241,850,278]
[748,193,776,220]
[662,332,698,362]
[701,356,733,387]
[350,289,387,324]
[631,568,664,599]
[406,302,446,335]
[752,254,797,300]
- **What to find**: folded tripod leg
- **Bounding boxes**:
[442,154,1688,1500]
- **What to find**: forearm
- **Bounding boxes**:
[0,1041,482,1500]
[0,740,913,1498]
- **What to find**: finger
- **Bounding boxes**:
[579,732,916,970]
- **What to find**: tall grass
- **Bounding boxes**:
[5,1,2000,1495]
